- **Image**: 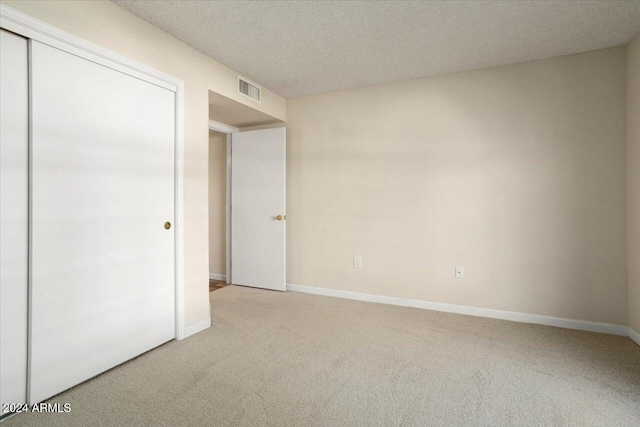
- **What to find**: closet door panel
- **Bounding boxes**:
[30,41,176,403]
[0,29,29,408]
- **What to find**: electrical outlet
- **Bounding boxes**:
[353,256,362,268]
[455,266,464,279]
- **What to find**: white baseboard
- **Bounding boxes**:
[209,273,226,281]
[286,283,629,337]
[182,317,211,339]
[629,327,640,346]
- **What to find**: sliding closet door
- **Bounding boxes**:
[30,41,176,403]
[0,29,29,408]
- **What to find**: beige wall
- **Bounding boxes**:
[287,47,628,325]
[1,0,286,328]
[3,0,635,330]
[629,34,640,333]
[209,131,227,277]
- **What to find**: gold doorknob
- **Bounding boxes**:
[164,222,172,230]
[275,215,284,221]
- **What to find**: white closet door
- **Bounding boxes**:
[30,41,176,403]
[0,29,29,408]
[231,128,286,291]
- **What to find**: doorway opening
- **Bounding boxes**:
[208,90,285,293]
[208,129,229,292]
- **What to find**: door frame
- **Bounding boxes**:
[0,5,188,340]
[209,120,238,285]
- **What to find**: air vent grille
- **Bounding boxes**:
[238,77,261,102]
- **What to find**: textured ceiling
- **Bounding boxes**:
[113,1,640,99]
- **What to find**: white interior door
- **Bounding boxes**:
[231,128,286,291]
[30,41,176,403]
[0,29,29,409]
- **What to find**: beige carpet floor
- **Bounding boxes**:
[5,285,640,426]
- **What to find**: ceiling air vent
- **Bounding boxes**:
[238,76,261,103]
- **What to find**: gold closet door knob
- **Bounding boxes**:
[275,215,284,221]
[164,222,172,230]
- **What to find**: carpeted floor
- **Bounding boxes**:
[5,285,640,426]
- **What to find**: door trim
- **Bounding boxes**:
[209,119,239,134]
[0,5,188,340]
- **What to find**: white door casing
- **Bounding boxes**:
[231,128,286,291]
[29,41,176,403]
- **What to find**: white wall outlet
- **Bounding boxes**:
[353,256,362,268]
[455,266,464,279]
